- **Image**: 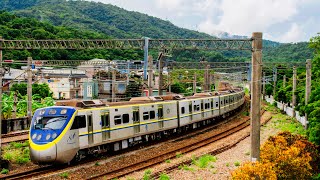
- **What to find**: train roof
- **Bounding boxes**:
[55,90,242,109]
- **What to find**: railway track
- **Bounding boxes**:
[2,102,250,180]
[87,115,251,179]
[2,130,28,138]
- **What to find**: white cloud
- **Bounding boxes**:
[91,0,320,42]
[279,23,304,43]
[198,0,299,37]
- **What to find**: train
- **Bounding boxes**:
[29,89,245,164]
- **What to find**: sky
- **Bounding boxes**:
[90,0,320,43]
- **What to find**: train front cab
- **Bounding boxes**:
[29,106,79,164]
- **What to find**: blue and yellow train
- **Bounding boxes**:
[29,89,245,164]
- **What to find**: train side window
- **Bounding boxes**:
[216,102,219,107]
[71,115,86,129]
[211,101,213,108]
[201,103,204,110]
[181,107,185,114]
[88,115,92,126]
[123,114,129,124]
[114,115,121,125]
[150,111,155,119]
[158,108,164,119]
[143,112,149,120]
[221,101,223,105]
[197,105,200,111]
[189,104,192,113]
[194,105,197,111]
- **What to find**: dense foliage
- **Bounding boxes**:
[1,91,55,119]
[232,132,320,179]
[10,83,53,98]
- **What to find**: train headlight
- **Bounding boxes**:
[46,134,51,140]
[37,134,42,140]
[52,133,57,139]
[32,133,37,140]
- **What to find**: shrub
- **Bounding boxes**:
[232,132,320,179]
[193,155,217,168]
[59,172,69,179]
[159,173,170,180]
[176,152,183,158]
[165,159,171,163]
[178,164,194,172]
[142,169,152,180]
[234,161,241,167]
[1,168,9,174]
[232,162,277,179]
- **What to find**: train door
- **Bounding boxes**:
[101,110,110,141]
[87,114,93,145]
[133,106,140,134]
[189,101,193,121]
[158,104,164,129]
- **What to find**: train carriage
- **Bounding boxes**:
[29,89,245,164]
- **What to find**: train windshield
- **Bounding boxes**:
[34,116,67,130]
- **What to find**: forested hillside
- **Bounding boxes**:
[0,0,314,62]
[0,12,143,61]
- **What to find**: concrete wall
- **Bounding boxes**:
[265,95,308,127]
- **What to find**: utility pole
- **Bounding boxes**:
[193,73,197,94]
[204,64,210,92]
[148,56,153,96]
[27,57,33,126]
[0,36,3,156]
[262,72,266,100]
[112,63,116,102]
[292,66,297,117]
[250,32,263,162]
[283,75,286,88]
[273,67,277,98]
[13,92,17,119]
[126,60,130,85]
[143,37,149,81]
[305,59,312,129]
[158,53,164,96]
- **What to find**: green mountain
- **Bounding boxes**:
[0,11,143,61]
[0,0,211,39]
[0,0,314,62]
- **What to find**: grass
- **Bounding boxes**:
[59,172,69,179]
[95,161,100,166]
[165,159,171,163]
[244,151,250,156]
[264,104,307,136]
[159,173,170,180]
[1,168,9,174]
[2,141,30,165]
[178,164,195,172]
[234,161,241,167]
[226,163,230,167]
[192,155,217,168]
[142,169,152,180]
[176,152,183,158]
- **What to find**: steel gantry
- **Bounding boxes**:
[0,38,253,50]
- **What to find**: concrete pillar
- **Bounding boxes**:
[305,59,312,128]
[148,56,153,96]
[143,37,149,80]
[292,66,297,116]
[112,63,116,102]
[262,72,266,100]
[193,73,197,94]
[158,54,164,96]
[27,57,33,126]
[250,32,263,162]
